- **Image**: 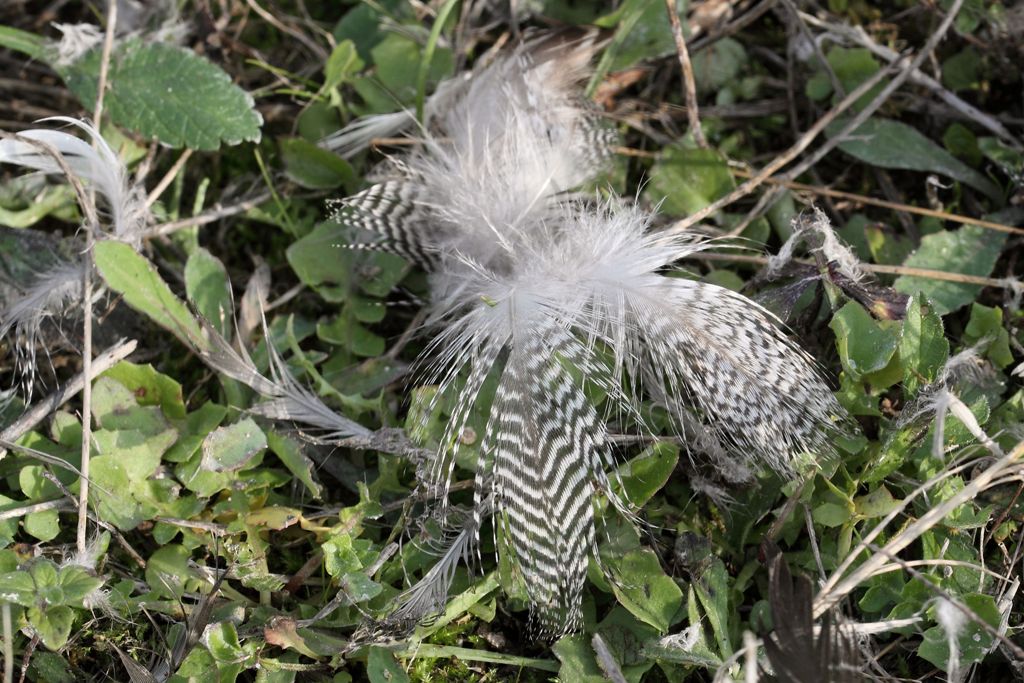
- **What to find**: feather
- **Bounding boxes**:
[0,117,146,243]
[196,317,369,439]
[335,32,843,637]
[320,29,605,160]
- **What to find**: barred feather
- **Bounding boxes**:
[337,32,843,638]
[330,32,613,267]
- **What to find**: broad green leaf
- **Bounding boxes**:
[89,455,146,529]
[201,418,267,473]
[93,428,174,482]
[324,40,364,90]
[691,559,732,659]
[615,442,679,508]
[267,431,322,499]
[900,295,949,394]
[690,38,747,94]
[893,225,1006,315]
[963,303,1014,368]
[853,485,901,518]
[185,248,232,337]
[366,647,411,683]
[287,220,407,303]
[58,566,104,606]
[828,117,1001,200]
[918,594,999,671]
[553,635,608,683]
[28,604,74,650]
[63,40,262,150]
[593,0,687,73]
[609,548,683,632]
[812,502,851,527]
[146,544,192,599]
[24,509,60,542]
[102,362,187,419]
[0,25,46,60]
[279,137,355,190]
[646,147,734,217]
[829,301,901,379]
[94,241,204,348]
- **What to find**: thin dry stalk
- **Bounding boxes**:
[144,190,273,238]
[0,340,137,461]
[672,0,965,236]
[814,440,1024,618]
[665,61,894,235]
[665,0,706,148]
[774,0,966,187]
[798,10,1023,152]
[695,251,1019,290]
[1,602,11,683]
[144,148,194,210]
[729,168,1024,236]
[78,0,119,555]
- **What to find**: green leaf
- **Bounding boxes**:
[146,544,192,599]
[324,40,364,90]
[102,361,187,419]
[828,117,1001,200]
[94,241,204,349]
[615,442,679,508]
[24,509,60,542]
[201,418,267,473]
[829,301,901,379]
[267,431,322,499]
[812,502,851,527]
[0,25,46,60]
[963,303,1014,368]
[185,248,233,337]
[279,137,355,190]
[553,635,608,683]
[645,147,734,217]
[609,548,683,632]
[893,225,1006,315]
[58,566,104,606]
[853,485,901,519]
[28,604,74,650]
[89,455,146,529]
[63,40,262,150]
[366,647,411,683]
[900,295,949,394]
[918,594,1000,671]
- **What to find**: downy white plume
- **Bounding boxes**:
[767,207,865,282]
[333,34,843,638]
[0,117,146,245]
[0,119,146,400]
[321,29,609,161]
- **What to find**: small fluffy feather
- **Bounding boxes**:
[321,29,608,161]
[0,117,145,244]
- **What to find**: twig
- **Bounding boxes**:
[671,0,966,236]
[143,148,194,211]
[773,0,967,187]
[0,340,137,460]
[798,10,1023,152]
[814,440,1024,618]
[665,0,706,148]
[78,0,119,557]
[664,59,895,235]
[0,499,73,523]
[1,602,10,683]
[694,251,1018,289]
[728,167,1024,236]
[144,190,273,238]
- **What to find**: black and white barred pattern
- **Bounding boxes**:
[331,32,844,638]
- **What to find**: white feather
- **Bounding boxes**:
[0,117,146,244]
